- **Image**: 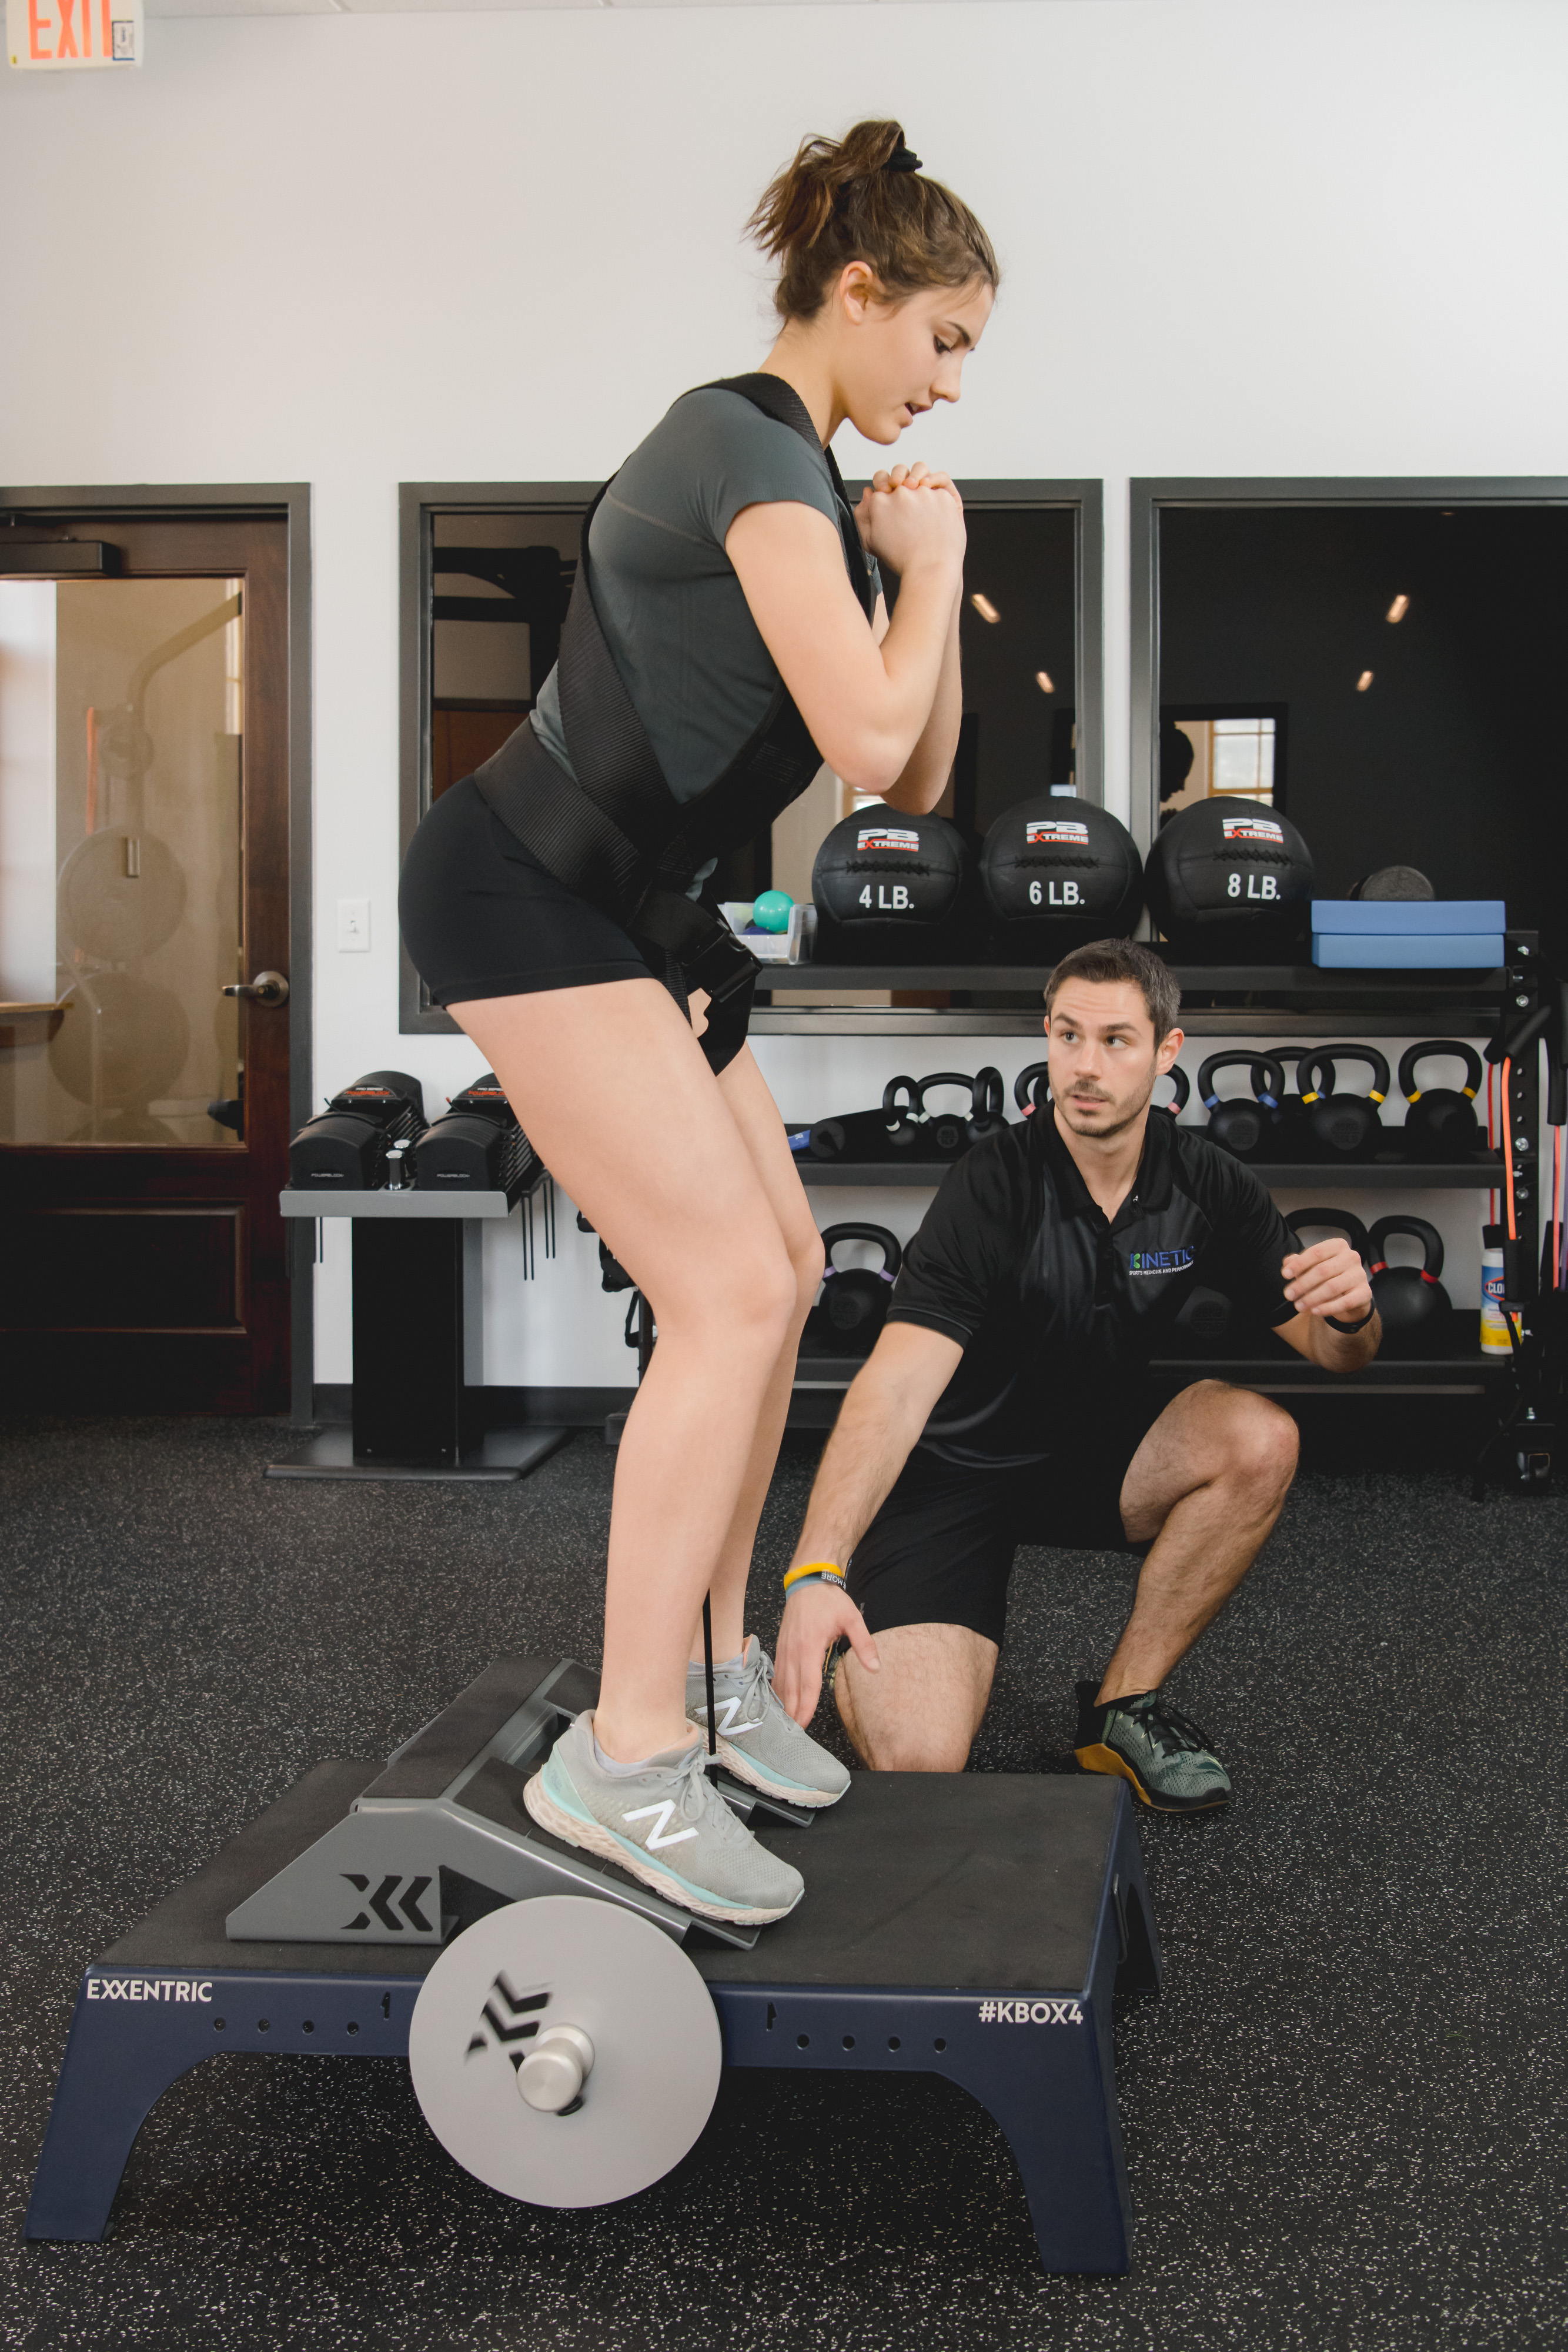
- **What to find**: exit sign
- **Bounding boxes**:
[7,0,141,66]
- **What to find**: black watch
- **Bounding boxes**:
[1326,1303,1376,1334]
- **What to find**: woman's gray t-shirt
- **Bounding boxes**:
[530,386,881,805]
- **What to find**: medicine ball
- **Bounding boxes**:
[1145,797,1314,957]
[980,794,1144,952]
[811,810,970,962]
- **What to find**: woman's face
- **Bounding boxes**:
[836,272,995,446]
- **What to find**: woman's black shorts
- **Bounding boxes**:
[399,774,661,1007]
[845,1419,1158,1652]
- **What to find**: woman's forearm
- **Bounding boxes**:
[879,585,962,814]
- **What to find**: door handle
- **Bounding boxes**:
[222,970,290,1007]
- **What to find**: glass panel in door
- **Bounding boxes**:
[0,576,243,1145]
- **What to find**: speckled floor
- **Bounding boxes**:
[2,1414,1564,2352]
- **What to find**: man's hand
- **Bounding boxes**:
[775,1579,880,1729]
[1282,1235,1373,1324]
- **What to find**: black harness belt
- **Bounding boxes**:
[472,373,875,1074]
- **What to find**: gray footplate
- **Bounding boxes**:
[224,1656,773,1951]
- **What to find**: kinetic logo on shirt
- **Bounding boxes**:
[1128,1248,1195,1277]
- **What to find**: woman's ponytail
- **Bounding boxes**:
[747,119,998,322]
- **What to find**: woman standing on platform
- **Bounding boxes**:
[399,120,997,1926]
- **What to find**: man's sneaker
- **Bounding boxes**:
[524,1710,804,1926]
[1074,1681,1232,1813]
[687,1636,851,1810]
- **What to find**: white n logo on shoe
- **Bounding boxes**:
[709,1695,766,1736]
[622,1799,698,1852]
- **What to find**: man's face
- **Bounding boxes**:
[1045,980,1182,1144]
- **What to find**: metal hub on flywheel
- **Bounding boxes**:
[408,1896,723,2207]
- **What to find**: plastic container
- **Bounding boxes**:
[1480,1222,1519,1357]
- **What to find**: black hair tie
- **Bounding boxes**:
[885,142,924,173]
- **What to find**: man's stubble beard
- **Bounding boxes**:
[1055,1071,1156,1146]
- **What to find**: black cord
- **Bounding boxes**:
[701,1593,717,1759]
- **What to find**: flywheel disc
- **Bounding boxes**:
[408,1895,722,2208]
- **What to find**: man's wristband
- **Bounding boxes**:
[783,1559,847,1597]
[1326,1302,1376,1334]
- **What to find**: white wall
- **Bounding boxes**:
[4,1,1563,1382]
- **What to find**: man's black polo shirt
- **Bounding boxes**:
[885,1105,1296,1469]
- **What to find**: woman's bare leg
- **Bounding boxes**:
[449,980,795,1762]
[694,1045,825,1663]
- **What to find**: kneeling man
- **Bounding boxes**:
[774,940,1379,1810]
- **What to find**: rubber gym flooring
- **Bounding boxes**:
[1,1411,1564,2352]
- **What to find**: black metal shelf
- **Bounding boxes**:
[763,961,1518,995]
[791,1148,1505,1190]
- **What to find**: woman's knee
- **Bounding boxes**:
[790,1221,827,1316]
[659,1230,797,1354]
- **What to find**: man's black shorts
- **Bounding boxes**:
[845,1414,1158,1652]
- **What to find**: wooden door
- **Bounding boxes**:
[0,513,292,1412]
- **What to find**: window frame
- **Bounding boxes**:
[399,477,1102,1035]
[1129,475,1568,860]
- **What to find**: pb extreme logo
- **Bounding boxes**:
[856,827,920,854]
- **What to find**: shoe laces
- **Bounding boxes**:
[658,1738,751,1847]
[1120,1692,1218,1763]
[700,1643,772,1735]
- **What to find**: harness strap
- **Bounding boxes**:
[473,373,874,1074]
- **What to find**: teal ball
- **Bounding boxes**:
[752,890,794,934]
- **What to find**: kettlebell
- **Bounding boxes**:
[1282,1205,1372,1283]
[1197,1051,1286,1161]
[1014,1061,1052,1118]
[1154,1063,1192,1120]
[1297,1044,1390,1163]
[810,1224,903,1353]
[966,1067,1009,1147]
[1259,1048,1326,1164]
[918,1073,978,1160]
[1367,1214,1451,1357]
[881,1075,924,1153]
[1398,1040,1483,1162]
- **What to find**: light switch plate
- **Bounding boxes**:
[337,897,370,953]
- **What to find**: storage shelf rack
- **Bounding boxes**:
[758,940,1543,1422]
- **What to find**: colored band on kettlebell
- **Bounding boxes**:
[783,1559,847,1596]
[1368,1090,1386,1105]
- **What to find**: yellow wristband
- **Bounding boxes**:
[783,1559,844,1595]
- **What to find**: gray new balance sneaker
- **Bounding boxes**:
[524,1710,805,1926]
[1074,1681,1232,1813]
[687,1636,851,1810]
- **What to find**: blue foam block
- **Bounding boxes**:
[1310,899,1505,935]
[1312,933,1504,969]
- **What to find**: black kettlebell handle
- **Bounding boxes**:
[1014,1061,1051,1114]
[1368,1214,1444,1279]
[1397,1040,1483,1104]
[971,1067,1005,1120]
[1284,1205,1372,1265]
[818,1222,902,1281]
[1155,1063,1192,1116]
[915,1073,975,1115]
[1298,1044,1392,1106]
[882,1075,920,1120]
[1197,1050,1286,1110]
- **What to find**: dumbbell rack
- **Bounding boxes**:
[270,1181,568,1481]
